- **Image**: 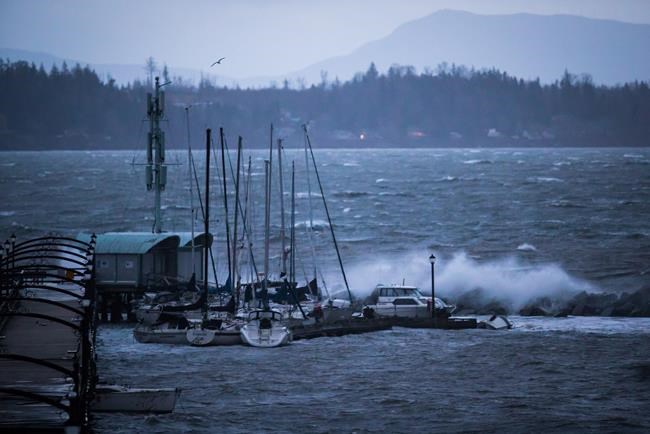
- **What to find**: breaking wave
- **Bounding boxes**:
[517,243,537,251]
[293,219,330,229]
[340,251,594,312]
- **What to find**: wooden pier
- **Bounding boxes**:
[0,235,98,433]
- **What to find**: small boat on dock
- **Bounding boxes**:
[478,314,513,330]
[240,309,292,347]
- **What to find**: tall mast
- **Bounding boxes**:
[304,126,353,302]
[263,160,271,310]
[290,161,296,286]
[185,107,195,274]
[219,128,232,291]
[203,129,211,321]
[232,136,242,306]
[287,159,307,319]
[277,138,287,275]
[303,126,317,283]
[146,76,167,233]
[244,156,255,284]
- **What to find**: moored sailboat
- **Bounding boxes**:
[240,309,292,347]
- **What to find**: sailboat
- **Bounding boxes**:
[185,128,244,346]
[240,158,292,347]
[240,309,292,347]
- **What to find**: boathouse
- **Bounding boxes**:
[77,232,212,293]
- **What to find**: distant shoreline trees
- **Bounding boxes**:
[0,59,648,149]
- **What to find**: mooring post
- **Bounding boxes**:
[0,245,4,294]
[10,234,16,270]
[429,254,436,328]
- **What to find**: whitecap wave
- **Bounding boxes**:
[293,219,330,229]
[517,243,537,252]
[296,192,322,199]
[528,176,563,183]
[463,159,492,165]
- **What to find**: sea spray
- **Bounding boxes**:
[326,251,595,312]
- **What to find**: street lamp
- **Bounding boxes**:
[429,254,436,328]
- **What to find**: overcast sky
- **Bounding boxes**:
[2,0,650,78]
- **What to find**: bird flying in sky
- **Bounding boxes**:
[210,57,226,67]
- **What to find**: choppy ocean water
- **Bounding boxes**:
[1,147,649,432]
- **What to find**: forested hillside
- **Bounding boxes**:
[1,60,648,149]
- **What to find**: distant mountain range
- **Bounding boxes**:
[3,10,650,86]
[287,10,650,86]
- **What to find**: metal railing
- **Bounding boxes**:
[0,233,97,429]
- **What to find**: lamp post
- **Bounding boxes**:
[429,254,436,328]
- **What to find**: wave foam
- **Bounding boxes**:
[517,243,537,252]
[339,251,594,312]
[463,159,492,165]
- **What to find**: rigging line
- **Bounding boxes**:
[317,268,330,299]
[208,134,225,285]
[247,158,260,284]
[185,107,196,275]
[190,145,218,287]
[211,133,228,283]
[303,129,318,285]
[219,128,233,288]
[222,131,260,278]
[232,136,242,307]
[304,125,353,302]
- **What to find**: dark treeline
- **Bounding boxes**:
[1,59,649,149]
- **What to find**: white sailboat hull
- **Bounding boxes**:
[186,327,242,346]
[240,324,292,348]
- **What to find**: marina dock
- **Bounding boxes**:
[0,235,98,432]
[291,317,393,340]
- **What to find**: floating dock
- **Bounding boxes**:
[291,317,393,340]
[390,315,478,330]
[0,235,98,433]
[289,314,477,341]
